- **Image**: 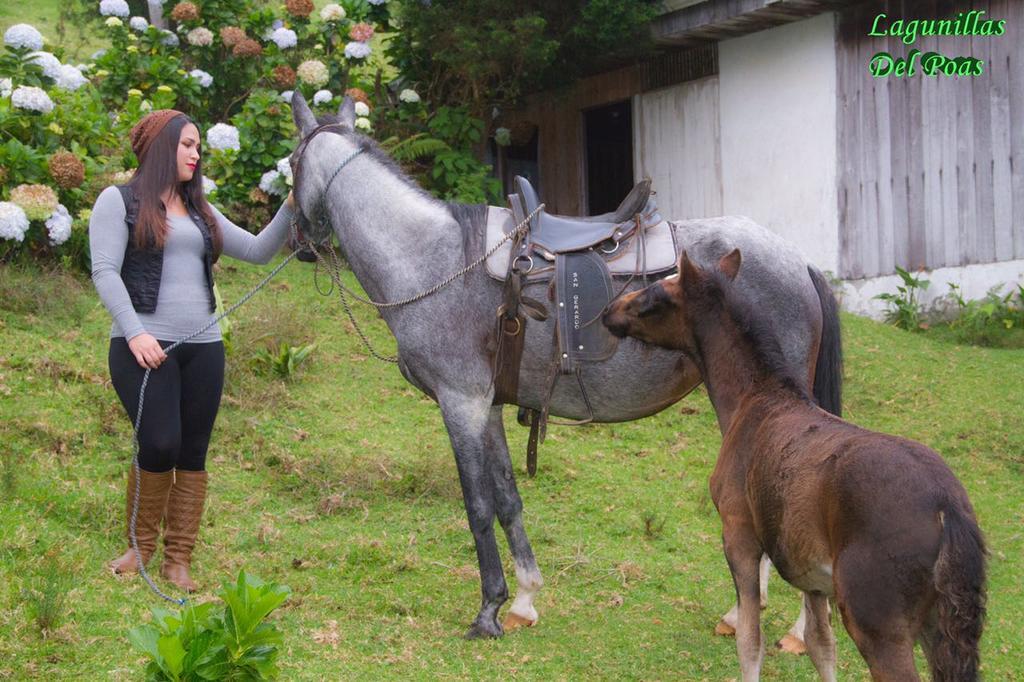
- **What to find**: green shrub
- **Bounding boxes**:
[127,570,291,681]
[874,266,930,331]
[946,282,1024,346]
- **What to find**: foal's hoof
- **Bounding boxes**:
[776,633,807,655]
[502,612,537,631]
[714,619,736,637]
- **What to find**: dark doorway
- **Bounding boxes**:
[584,100,633,215]
[494,125,539,199]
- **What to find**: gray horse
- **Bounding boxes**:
[288,94,842,639]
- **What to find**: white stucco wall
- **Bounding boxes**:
[718,12,840,274]
[840,259,1024,320]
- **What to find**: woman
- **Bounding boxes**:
[89,109,295,592]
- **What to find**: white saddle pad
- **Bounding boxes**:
[484,206,678,280]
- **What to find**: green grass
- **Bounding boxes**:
[0,258,1022,680]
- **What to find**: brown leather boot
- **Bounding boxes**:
[161,469,208,592]
[110,467,174,574]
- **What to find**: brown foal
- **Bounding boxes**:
[603,250,986,681]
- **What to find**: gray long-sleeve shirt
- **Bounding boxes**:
[89,185,295,343]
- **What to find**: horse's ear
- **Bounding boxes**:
[718,248,742,281]
[677,251,700,285]
[337,96,356,130]
[290,91,317,137]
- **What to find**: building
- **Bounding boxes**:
[498,0,1023,316]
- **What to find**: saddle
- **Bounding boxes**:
[488,176,679,475]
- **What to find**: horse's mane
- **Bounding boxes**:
[314,114,488,268]
[314,113,442,206]
[696,268,811,401]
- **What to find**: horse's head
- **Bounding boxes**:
[602,249,742,353]
[287,91,362,247]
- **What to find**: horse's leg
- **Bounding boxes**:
[723,527,765,681]
[716,554,771,635]
[834,547,921,681]
[438,395,508,639]
[801,592,836,681]
[483,406,543,630]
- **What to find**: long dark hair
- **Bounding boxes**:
[127,114,223,259]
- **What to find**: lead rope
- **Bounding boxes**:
[127,251,300,604]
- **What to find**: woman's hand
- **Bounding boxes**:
[127,333,167,369]
[285,190,295,208]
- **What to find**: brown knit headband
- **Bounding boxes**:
[130,109,186,164]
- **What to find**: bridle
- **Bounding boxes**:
[289,121,365,242]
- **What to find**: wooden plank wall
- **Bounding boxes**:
[837,0,1023,279]
[506,65,644,215]
[633,77,724,219]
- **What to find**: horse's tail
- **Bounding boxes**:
[930,502,987,682]
[807,266,843,416]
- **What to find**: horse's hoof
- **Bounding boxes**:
[464,620,503,640]
[714,619,736,637]
[776,633,807,655]
[502,612,537,631]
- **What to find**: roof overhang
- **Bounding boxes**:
[652,0,855,46]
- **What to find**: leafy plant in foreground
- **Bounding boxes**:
[253,341,315,380]
[128,570,291,681]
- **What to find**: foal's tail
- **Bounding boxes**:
[930,503,987,682]
[807,266,843,416]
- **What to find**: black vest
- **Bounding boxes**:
[116,185,216,314]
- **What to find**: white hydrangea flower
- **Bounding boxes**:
[186,27,214,46]
[354,101,370,117]
[206,123,240,151]
[129,16,149,31]
[0,202,30,242]
[1,78,12,98]
[320,3,345,21]
[4,24,45,51]
[105,17,123,27]
[161,30,179,47]
[201,176,217,195]
[270,27,297,49]
[11,86,55,114]
[140,100,152,111]
[398,88,420,104]
[54,64,88,91]
[90,48,107,60]
[189,69,213,88]
[344,41,371,60]
[100,0,131,17]
[280,90,294,103]
[259,169,285,196]
[296,59,329,87]
[45,204,73,245]
[312,89,333,105]
[354,116,372,132]
[276,157,293,180]
[28,51,62,79]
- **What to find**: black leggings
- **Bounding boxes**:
[108,338,225,473]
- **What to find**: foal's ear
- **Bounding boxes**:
[718,248,742,281]
[677,251,700,285]
[290,91,317,137]
[337,96,356,130]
